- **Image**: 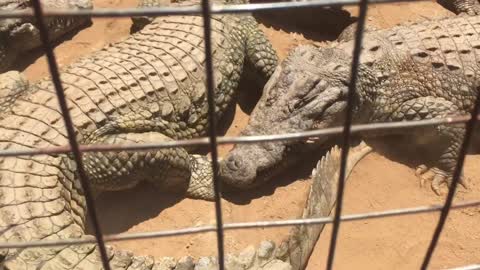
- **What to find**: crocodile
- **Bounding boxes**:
[219,14,480,196]
[0,0,284,267]
[0,0,93,73]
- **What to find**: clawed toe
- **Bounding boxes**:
[431,173,448,195]
[459,6,480,16]
[416,164,435,189]
[414,165,468,195]
[473,6,480,15]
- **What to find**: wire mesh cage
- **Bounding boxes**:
[0,0,479,269]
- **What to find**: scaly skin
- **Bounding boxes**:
[219,14,480,195]
[130,0,247,33]
[0,0,93,72]
[443,0,480,15]
[130,0,172,33]
[0,142,350,270]
[0,71,28,113]
[0,2,279,268]
[0,72,369,269]
[2,143,369,270]
[280,142,372,270]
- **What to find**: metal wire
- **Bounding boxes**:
[200,0,225,268]
[326,0,369,267]
[0,199,477,249]
[0,0,426,19]
[446,264,480,270]
[0,0,477,269]
[29,1,111,269]
[0,114,472,158]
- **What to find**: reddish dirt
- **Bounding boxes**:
[19,0,480,269]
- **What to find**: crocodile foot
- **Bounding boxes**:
[451,0,480,15]
[415,164,468,195]
[459,5,480,15]
[186,155,216,201]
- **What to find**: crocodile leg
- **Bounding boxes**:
[415,125,469,195]
[383,95,469,195]
[243,17,279,81]
[82,130,216,201]
[448,0,480,15]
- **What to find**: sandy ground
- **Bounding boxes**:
[18,0,480,269]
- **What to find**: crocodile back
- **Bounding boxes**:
[338,15,480,80]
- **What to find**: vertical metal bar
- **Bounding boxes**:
[200,0,226,269]
[325,0,369,269]
[421,87,480,269]
[29,1,111,269]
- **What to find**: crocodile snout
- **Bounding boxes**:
[219,152,257,189]
[225,155,242,171]
[219,141,287,189]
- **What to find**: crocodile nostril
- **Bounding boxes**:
[226,156,241,171]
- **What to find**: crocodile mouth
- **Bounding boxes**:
[248,148,291,184]
[219,140,320,189]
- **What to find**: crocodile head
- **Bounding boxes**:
[219,45,354,189]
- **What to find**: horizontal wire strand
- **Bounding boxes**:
[0,0,426,18]
[0,115,472,158]
[0,200,477,249]
[446,264,480,270]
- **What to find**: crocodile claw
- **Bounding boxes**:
[459,8,480,16]
[456,1,480,15]
[415,164,468,195]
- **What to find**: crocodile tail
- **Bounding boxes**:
[5,237,294,269]
[281,142,372,270]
